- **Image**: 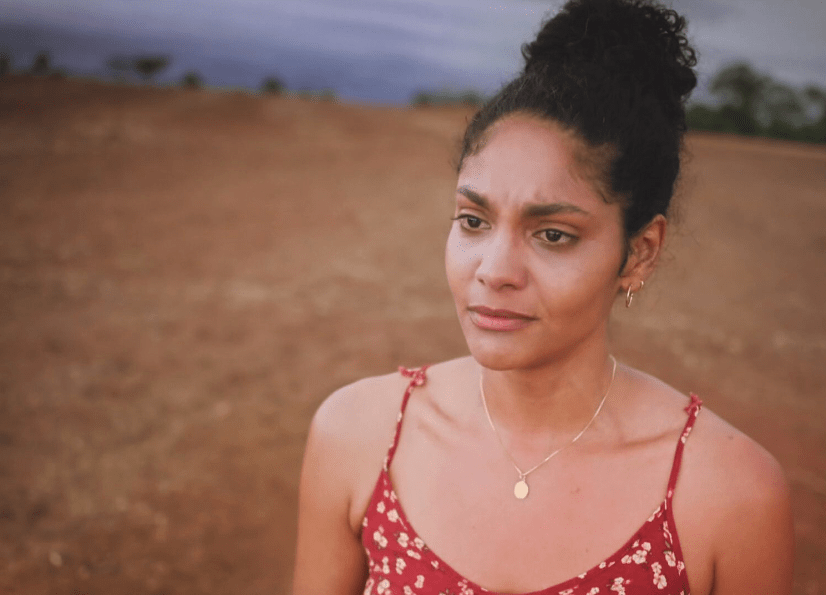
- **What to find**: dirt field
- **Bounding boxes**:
[1,76,824,595]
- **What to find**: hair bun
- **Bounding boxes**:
[522,0,697,119]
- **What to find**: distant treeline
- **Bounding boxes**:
[3,50,823,143]
[687,62,825,144]
[0,50,294,97]
[411,89,486,108]
[410,63,825,145]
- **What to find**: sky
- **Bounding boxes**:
[1,0,824,104]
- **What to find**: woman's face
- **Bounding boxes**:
[445,115,627,371]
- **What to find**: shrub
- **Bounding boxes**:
[181,71,203,89]
[261,76,285,94]
[0,53,11,76]
[31,52,50,75]
[107,56,131,81]
[411,89,485,107]
[134,55,170,82]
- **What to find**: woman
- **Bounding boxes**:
[292,1,795,593]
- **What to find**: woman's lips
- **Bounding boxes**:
[467,306,536,331]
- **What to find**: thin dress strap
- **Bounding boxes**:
[383,366,429,472]
[665,392,703,503]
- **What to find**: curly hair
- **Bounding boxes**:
[458,0,698,241]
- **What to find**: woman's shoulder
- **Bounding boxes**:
[309,370,413,477]
[627,367,793,592]
[684,399,791,529]
[309,358,474,462]
[626,368,785,473]
[307,365,441,528]
[310,358,474,445]
[633,370,794,592]
[671,388,789,512]
[631,366,788,496]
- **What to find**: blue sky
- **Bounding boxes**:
[1,0,824,103]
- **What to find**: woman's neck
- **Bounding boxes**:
[478,346,618,440]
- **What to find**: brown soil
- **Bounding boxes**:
[1,76,824,595]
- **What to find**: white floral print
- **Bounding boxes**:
[651,562,667,589]
[360,370,700,595]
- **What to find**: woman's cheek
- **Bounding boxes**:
[445,229,476,296]
[446,226,474,264]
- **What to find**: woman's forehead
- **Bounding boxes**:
[456,116,609,213]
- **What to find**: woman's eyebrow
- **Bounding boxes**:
[457,186,590,218]
[456,186,489,209]
[523,202,590,218]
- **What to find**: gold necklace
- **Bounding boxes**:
[479,355,617,500]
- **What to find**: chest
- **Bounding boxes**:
[364,470,694,595]
[370,419,711,594]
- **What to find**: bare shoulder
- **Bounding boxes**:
[306,369,420,527]
[630,367,790,512]
[293,368,431,595]
[627,367,789,490]
[681,399,790,513]
[311,370,411,449]
[665,388,794,594]
[627,368,793,593]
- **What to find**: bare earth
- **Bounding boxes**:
[1,76,824,595]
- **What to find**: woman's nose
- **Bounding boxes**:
[475,232,528,291]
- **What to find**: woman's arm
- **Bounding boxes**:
[709,436,795,595]
[292,391,370,595]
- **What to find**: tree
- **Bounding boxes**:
[802,85,826,123]
[107,55,131,81]
[133,55,170,82]
[31,52,50,75]
[181,71,203,89]
[709,62,770,132]
[689,62,825,144]
[411,89,485,107]
[803,85,826,110]
[412,91,432,106]
[459,90,485,107]
[762,82,805,139]
[0,52,10,76]
[799,85,826,143]
[261,76,285,94]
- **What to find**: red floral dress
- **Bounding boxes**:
[361,366,702,595]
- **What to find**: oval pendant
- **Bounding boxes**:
[514,479,529,499]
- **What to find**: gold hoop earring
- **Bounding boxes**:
[625,280,644,308]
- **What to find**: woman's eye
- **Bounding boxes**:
[453,215,485,230]
[539,229,572,244]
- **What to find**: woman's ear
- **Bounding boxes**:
[620,214,667,289]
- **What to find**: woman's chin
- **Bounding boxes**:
[464,336,546,371]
